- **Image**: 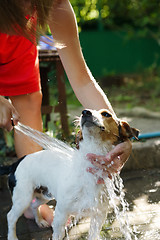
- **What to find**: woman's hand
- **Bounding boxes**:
[86,140,132,184]
[0,96,20,131]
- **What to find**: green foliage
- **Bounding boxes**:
[70,0,102,30]
[0,130,15,158]
[102,0,160,29]
[70,0,160,41]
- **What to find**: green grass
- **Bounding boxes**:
[103,72,160,112]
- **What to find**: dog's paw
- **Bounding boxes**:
[36,219,50,228]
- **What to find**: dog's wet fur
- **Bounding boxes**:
[0,109,139,240]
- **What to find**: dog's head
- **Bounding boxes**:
[76,109,139,148]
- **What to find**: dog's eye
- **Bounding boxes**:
[101,111,112,118]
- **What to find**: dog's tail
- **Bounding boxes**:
[0,156,26,176]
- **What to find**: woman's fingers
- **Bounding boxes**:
[86,140,132,183]
[87,153,119,174]
[0,97,20,131]
[107,140,132,168]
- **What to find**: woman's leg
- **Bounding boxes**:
[10,91,43,158]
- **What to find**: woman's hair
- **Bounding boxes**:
[0,0,55,40]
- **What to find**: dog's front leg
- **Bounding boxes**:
[52,206,69,240]
[89,206,107,240]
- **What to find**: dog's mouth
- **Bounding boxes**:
[81,112,105,131]
[82,119,105,130]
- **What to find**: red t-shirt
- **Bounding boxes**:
[0,33,40,96]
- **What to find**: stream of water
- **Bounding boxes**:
[103,175,137,240]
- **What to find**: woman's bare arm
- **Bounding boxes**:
[48,0,115,113]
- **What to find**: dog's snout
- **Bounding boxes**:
[81,110,93,128]
[82,110,92,117]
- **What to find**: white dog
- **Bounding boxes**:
[0,109,139,240]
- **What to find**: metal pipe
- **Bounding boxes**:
[137,132,160,140]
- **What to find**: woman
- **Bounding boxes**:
[0,0,131,224]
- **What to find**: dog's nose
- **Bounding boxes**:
[82,110,92,117]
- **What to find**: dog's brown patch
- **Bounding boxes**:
[77,109,139,147]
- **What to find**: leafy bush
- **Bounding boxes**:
[71,0,160,41]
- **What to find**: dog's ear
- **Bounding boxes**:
[75,130,83,149]
[119,121,139,140]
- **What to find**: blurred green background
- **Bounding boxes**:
[68,0,160,111]
[71,0,160,76]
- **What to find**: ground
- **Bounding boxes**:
[0,168,160,239]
